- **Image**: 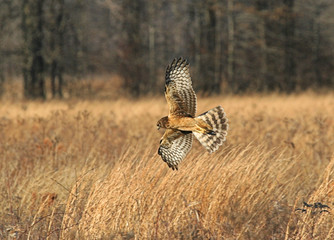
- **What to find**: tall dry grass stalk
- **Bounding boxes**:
[0,93,333,239]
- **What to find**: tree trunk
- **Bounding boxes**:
[227,0,235,93]
[312,4,324,89]
[259,17,268,91]
[58,68,63,97]
[214,4,223,93]
[148,0,156,93]
[49,0,65,98]
[207,3,220,94]
[51,60,57,97]
[283,0,296,92]
[120,0,143,97]
[194,4,201,89]
[0,72,4,97]
[22,0,46,99]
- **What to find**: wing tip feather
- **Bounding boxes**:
[165,57,190,85]
[166,57,189,73]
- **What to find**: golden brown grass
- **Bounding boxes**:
[0,93,334,239]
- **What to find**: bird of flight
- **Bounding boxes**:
[157,57,229,170]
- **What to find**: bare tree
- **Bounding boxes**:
[119,0,145,97]
[227,0,235,92]
[282,0,296,92]
[255,0,269,91]
[48,0,65,98]
[22,0,46,99]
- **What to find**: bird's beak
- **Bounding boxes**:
[157,126,160,130]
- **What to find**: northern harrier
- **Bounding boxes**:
[157,58,229,170]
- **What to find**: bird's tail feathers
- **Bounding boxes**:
[193,106,228,153]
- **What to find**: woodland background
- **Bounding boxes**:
[1,0,334,99]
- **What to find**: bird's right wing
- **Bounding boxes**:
[158,129,193,170]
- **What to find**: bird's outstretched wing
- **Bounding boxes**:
[165,58,197,117]
[158,129,193,170]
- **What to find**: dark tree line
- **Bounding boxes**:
[0,0,334,99]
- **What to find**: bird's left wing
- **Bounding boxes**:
[165,58,197,117]
[158,129,193,170]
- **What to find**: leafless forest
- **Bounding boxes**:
[1,0,334,98]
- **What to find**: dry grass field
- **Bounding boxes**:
[0,93,334,239]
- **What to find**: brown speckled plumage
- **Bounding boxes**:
[157,58,229,170]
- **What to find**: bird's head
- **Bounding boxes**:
[157,116,168,130]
